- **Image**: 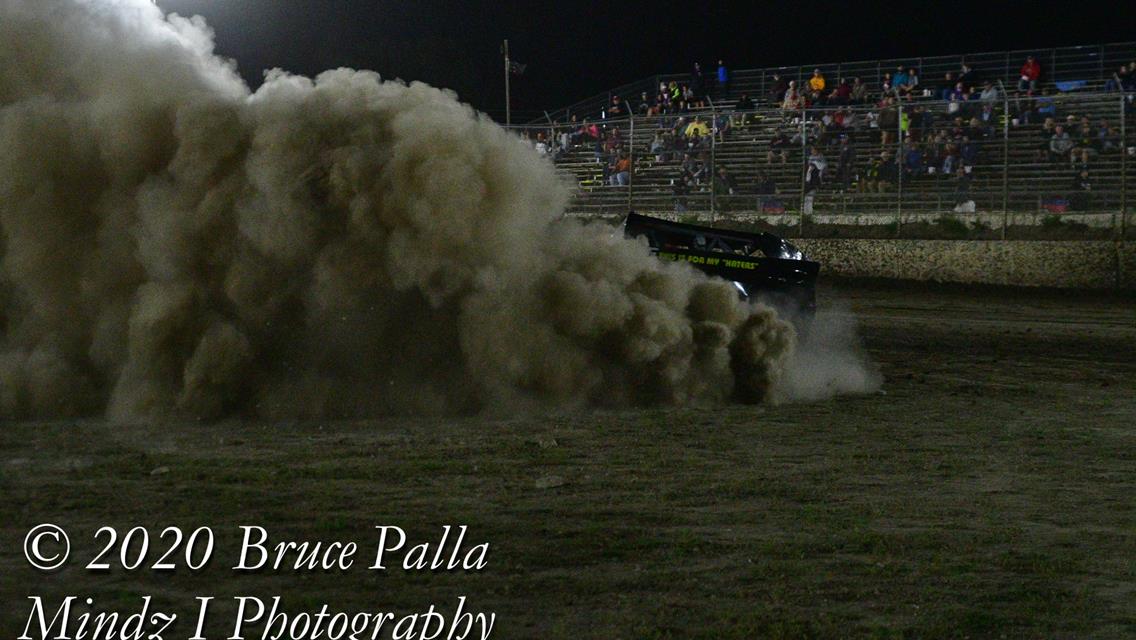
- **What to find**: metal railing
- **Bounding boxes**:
[508,91,1134,240]
[534,42,1136,125]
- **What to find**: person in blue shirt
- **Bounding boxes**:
[893,66,909,91]
[717,60,730,97]
[1035,90,1056,119]
[904,144,924,177]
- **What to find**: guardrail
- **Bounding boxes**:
[507,91,1134,240]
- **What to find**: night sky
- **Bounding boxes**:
[155,1,1134,121]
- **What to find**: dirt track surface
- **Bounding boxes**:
[2,282,1134,638]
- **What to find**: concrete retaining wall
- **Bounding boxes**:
[793,239,1134,290]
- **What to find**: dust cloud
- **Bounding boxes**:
[0,1,869,421]
[772,304,882,403]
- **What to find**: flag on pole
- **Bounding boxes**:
[509,61,526,76]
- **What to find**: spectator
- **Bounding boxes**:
[608,94,624,118]
[533,132,549,156]
[712,111,731,142]
[713,165,736,196]
[654,89,671,115]
[960,136,979,168]
[672,174,690,213]
[879,97,899,146]
[636,91,651,116]
[836,136,856,190]
[770,73,789,105]
[682,83,698,108]
[905,68,920,94]
[1049,124,1074,162]
[650,130,668,162]
[671,115,688,138]
[953,166,975,212]
[691,62,706,102]
[782,80,805,110]
[978,103,997,136]
[755,171,778,196]
[941,142,959,175]
[1071,123,1099,167]
[1033,117,1056,161]
[809,69,827,94]
[908,104,933,140]
[850,77,868,104]
[684,116,711,139]
[979,81,1001,103]
[904,143,924,177]
[609,152,631,186]
[1105,65,1129,92]
[1097,120,1120,153]
[1019,55,1041,94]
[868,151,898,192]
[937,72,956,100]
[717,59,730,97]
[681,152,706,184]
[828,78,852,105]
[860,156,883,192]
[946,82,966,115]
[606,126,623,151]
[1070,169,1092,210]
[807,146,827,175]
[591,132,606,163]
[964,116,984,140]
[893,66,909,92]
[768,129,792,164]
[958,63,976,90]
[734,91,755,112]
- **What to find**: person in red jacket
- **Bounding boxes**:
[1019,55,1041,94]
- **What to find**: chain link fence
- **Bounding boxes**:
[509,92,1133,241]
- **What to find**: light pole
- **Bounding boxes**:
[503,39,511,127]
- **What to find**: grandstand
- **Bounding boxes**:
[513,43,1134,237]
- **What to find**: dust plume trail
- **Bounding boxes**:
[0,0,807,420]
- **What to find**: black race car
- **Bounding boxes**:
[623,212,819,319]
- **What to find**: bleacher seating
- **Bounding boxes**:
[516,43,1135,222]
[528,93,1130,220]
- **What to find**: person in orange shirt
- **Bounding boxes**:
[609,152,632,186]
[809,69,826,93]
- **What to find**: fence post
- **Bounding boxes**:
[799,106,807,235]
[1122,96,1129,240]
[754,112,762,214]
[896,101,904,235]
[709,106,717,221]
[1002,88,1010,239]
[628,115,635,212]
